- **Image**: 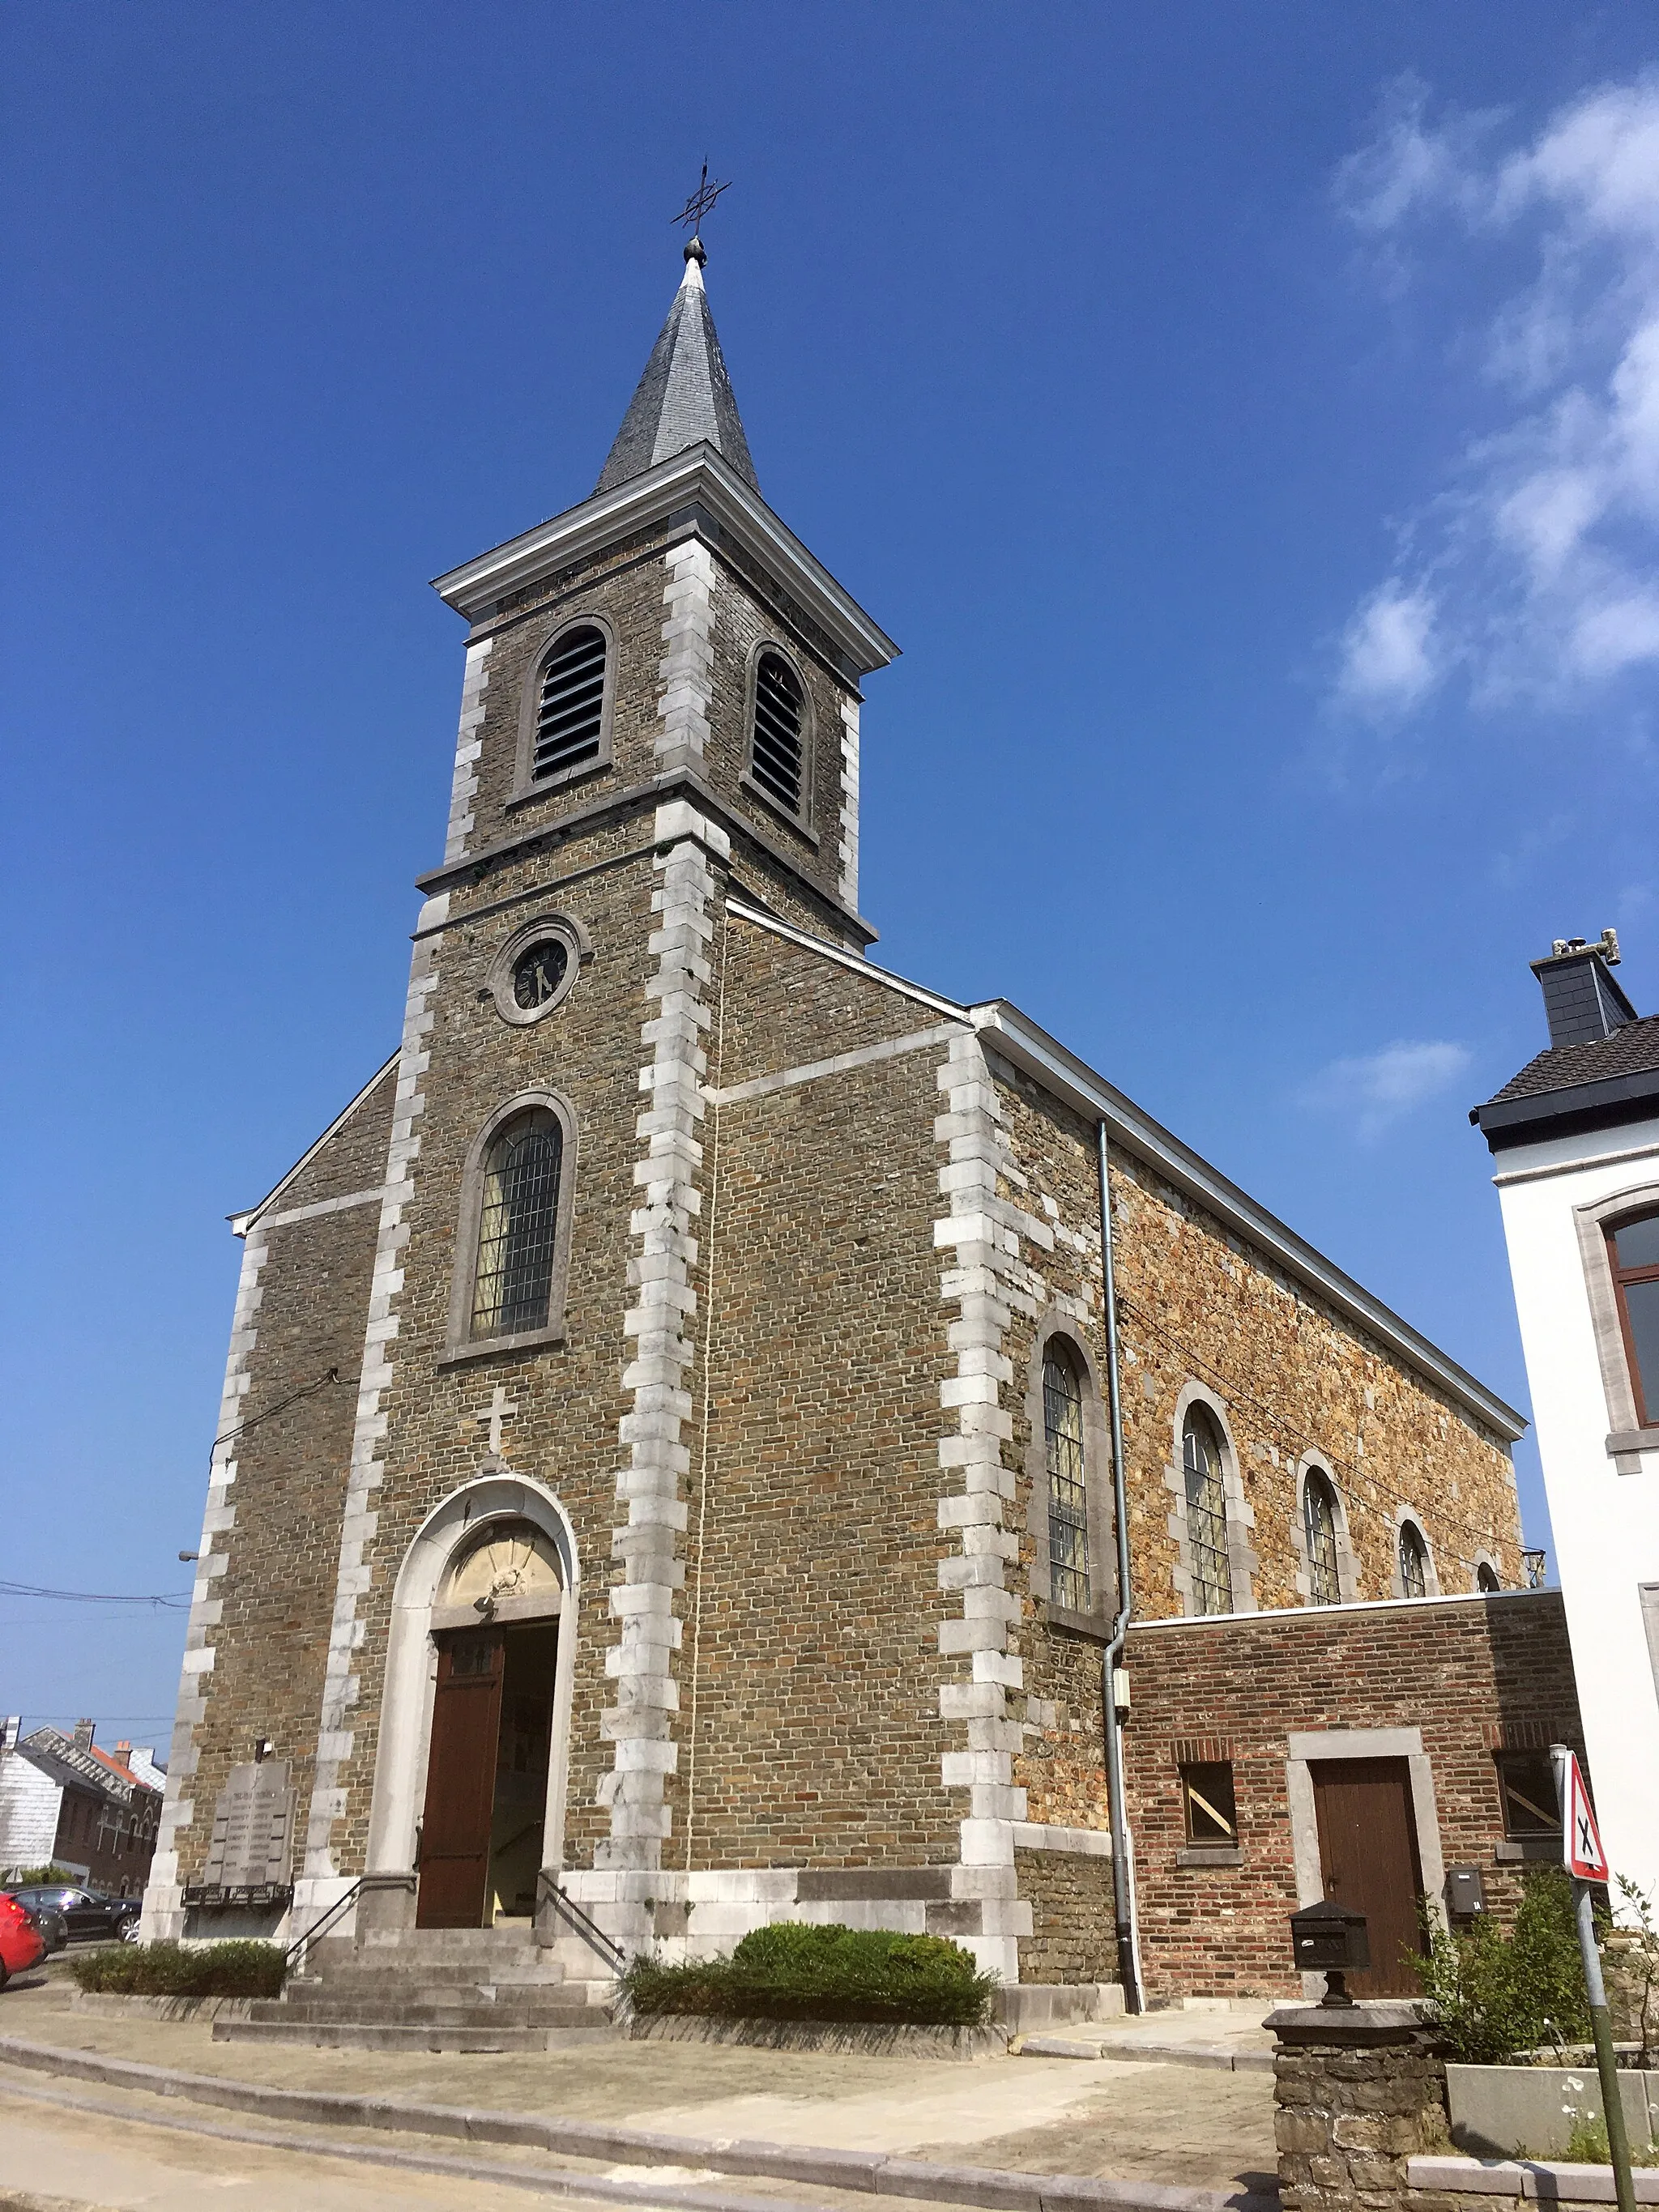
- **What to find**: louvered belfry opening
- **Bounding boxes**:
[533,625,608,782]
[750,650,805,815]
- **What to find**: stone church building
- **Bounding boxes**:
[143,240,1584,2015]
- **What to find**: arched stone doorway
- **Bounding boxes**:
[364,1476,579,1933]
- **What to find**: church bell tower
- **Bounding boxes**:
[276,236,900,1932]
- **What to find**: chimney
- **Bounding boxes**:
[114,1740,131,1758]
[72,1718,96,1750]
[1531,930,1636,1050]
[0,1716,19,1752]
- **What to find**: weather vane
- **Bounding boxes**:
[672,161,731,237]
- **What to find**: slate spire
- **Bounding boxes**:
[596,239,759,495]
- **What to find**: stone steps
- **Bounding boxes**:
[213,2018,612,2052]
[232,1925,621,2051]
[249,1997,600,2027]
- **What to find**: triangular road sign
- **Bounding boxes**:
[1557,1750,1610,1882]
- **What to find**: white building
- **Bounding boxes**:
[1474,933,1659,1913]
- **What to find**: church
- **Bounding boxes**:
[141,235,1585,2029]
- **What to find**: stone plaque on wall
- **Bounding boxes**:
[203,1760,293,1887]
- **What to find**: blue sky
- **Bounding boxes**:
[5,4,1658,1745]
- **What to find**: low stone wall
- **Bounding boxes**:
[70,1992,254,2022]
[1408,2154,1659,2208]
[1446,2062,1659,2159]
[628,2013,1008,2059]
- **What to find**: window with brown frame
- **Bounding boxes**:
[1179,1758,1238,1845]
[1495,1750,1561,1838]
[1607,1210,1659,1428]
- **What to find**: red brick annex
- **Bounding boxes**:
[141,237,1580,2023]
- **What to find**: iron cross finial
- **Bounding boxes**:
[672,161,731,238]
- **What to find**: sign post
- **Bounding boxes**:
[1553,1745,1635,2212]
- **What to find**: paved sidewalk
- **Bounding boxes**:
[0,1975,1277,2197]
[1019,2005,1277,2074]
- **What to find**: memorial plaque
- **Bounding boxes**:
[204,1760,293,1887]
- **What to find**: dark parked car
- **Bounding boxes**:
[9,1886,140,1942]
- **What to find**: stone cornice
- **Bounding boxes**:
[430,445,900,680]
[972,1003,1528,1443]
[413,765,879,947]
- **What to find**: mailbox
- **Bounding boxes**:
[1290,1898,1370,2005]
[1444,1866,1486,1918]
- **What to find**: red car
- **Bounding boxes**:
[0,1892,47,1988]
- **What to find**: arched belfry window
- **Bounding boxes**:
[471,1109,563,1339]
[1476,1560,1501,1593]
[748,650,806,818]
[1397,1519,1430,1600]
[531,624,608,783]
[1183,1408,1233,1615]
[1043,1341,1090,1613]
[1303,1472,1341,1607]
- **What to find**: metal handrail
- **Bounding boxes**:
[537,1872,625,1973]
[283,1876,364,1973]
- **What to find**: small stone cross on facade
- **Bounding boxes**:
[476,1386,519,1459]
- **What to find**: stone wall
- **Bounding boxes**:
[1106,1141,1522,1610]
[1273,2004,1450,2212]
[1013,1843,1118,1984]
[152,1060,398,1913]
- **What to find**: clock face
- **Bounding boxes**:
[512,939,569,1011]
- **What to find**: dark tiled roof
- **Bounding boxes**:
[595,256,757,496]
[1482,1012,1659,1106]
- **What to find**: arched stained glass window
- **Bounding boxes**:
[1183,1409,1233,1615]
[1044,1342,1090,1613]
[1398,1519,1429,1600]
[1303,1472,1341,1606]
[471,1109,563,1339]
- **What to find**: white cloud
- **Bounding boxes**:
[1298,1040,1474,1141]
[1337,581,1440,710]
[1333,75,1659,716]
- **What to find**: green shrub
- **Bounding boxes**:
[4,1865,75,1886]
[71,1941,286,1999]
[622,1921,996,2027]
[1418,1867,1590,2063]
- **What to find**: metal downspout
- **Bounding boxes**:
[1097,1119,1143,2012]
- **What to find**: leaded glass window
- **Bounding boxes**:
[1044,1342,1090,1613]
[1398,1520,1429,1600]
[1303,1472,1341,1606]
[1183,1409,1233,1615]
[471,1109,563,1339]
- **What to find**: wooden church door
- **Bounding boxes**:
[1311,1757,1427,1997]
[416,1626,505,1928]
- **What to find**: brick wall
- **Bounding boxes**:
[1124,1591,1584,2001]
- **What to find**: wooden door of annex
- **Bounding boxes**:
[416,1626,505,1929]
[1311,1757,1427,1997]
